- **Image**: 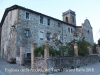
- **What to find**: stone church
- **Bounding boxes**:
[0,5,94,60]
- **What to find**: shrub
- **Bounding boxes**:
[49,46,60,56]
[68,49,74,56]
[34,45,44,56]
[77,40,91,56]
[34,45,60,57]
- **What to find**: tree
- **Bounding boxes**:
[77,40,91,56]
[98,39,100,46]
[34,45,60,57]
[93,43,97,53]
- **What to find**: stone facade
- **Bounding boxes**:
[74,43,78,56]
[34,55,100,73]
[82,19,94,45]
[0,5,94,60]
[96,45,100,54]
[1,9,18,60]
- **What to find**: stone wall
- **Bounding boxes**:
[34,55,100,73]
[17,8,75,57]
[34,57,46,72]
[1,6,94,62]
[0,27,2,53]
[82,19,94,45]
[1,9,18,60]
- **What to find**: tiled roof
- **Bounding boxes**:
[0,5,76,27]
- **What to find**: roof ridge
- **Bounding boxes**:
[0,5,76,27]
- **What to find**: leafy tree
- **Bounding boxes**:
[93,43,97,53]
[59,44,74,56]
[34,45,44,56]
[98,39,100,46]
[77,40,91,56]
[49,46,60,56]
[34,45,60,57]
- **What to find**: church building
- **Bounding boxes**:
[0,5,94,60]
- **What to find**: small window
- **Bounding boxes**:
[27,53,31,58]
[47,19,50,25]
[26,12,29,19]
[46,33,50,41]
[39,31,44,40]
[71,28,73,33]
[58,23,60,27]
[68,28,70,33]
[24,30,29,37]
[66,17,68,22]
[72,16,74,22]
[40,16,43,24]
[88,30,89,34]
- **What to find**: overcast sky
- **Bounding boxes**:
[0,0,100,43]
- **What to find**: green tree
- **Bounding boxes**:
[98,39,100,46]
[77,40,91,56]
[34,45,60,57]
[34,45,44,56]
[93,43,97,53]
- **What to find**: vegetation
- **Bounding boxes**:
[59,41,74,56]
[98,39,100,46]
[49,46,60,56]
[93,43,97,53]
[34,40,92,57]
[34,45,44,56]
[77,40,91,56]
[34,45,60,57]
[59,46,68,56]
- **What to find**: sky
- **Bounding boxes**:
[0,0,100,43]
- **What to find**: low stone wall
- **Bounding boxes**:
[34,57,47,72]
[49,55,100,69]
[34,55,100,73]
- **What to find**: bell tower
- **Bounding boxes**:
[62,9,76,25]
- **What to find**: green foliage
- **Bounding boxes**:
[34,40,91,57]
[34,45,60,57]
[59,46,67,52]
[67,41,74,56]
[34,45,44,56]
[59,45,74,56]
[68,49,74,55]
[93,43,97,53]
[77,40,90,56]
[98,39,100,46]
[49,46,60,56]
[59,46,68,56]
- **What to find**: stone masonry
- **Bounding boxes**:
[96,45,100,54]
[0,5,94,61]
[31,42,35,69]
[74,43,78,56]
[20,46,24,66]
[87,46,93,55]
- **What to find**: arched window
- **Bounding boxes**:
[66,17,68,22]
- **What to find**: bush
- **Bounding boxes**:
[59,42,74,56]
[49,46,60,56]
[77,40,91,56]
[68,49,74,56]
[98,39,100,46]
[34,45,44,56]
[34,45,60,57]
